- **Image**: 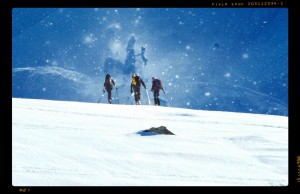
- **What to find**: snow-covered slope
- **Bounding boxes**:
[12,98,288,186]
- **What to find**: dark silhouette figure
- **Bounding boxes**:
[131,73,146,105]
[124,35,136,74]
[136,46,148,65]
[103,74,116,104]
[150,77,165,106]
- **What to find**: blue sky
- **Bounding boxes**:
[12,8,288,115]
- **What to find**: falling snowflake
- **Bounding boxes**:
[205,92,211,96]
[242,53,249,59]
[224,72,231,78]
[52,60,58,66]
[84,36,92,43]
[84,34,96,44]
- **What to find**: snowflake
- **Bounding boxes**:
[52,60,58,66]
[224,72,231,78]
[242,53,249,59]
[204,92,211,96]
[84,34,95,44]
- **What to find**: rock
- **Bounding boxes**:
[143,126,175,135]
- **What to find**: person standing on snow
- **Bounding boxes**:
[150,77,165,106]
[103,74,116,104]
[131,73,147,105]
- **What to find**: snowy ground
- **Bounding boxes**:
[12,98,288,186]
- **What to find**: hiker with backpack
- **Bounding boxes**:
[150,77,165,106]
[131,73,147,105]
[103,74,116,104]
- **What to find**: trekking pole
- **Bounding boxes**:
[98,89,105,103]
[145,89,151,105]
[131,92,135,105]
[115,87,119,104]
[163,91,171,106]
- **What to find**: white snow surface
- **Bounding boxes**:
[12,98,288,186]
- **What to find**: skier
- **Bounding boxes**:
[150,77,165,106]
[131,73,147,105]
[103,74,116,104]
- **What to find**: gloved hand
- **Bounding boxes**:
[103,90,105,93]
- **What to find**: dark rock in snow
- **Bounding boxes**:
[143,126,175,135]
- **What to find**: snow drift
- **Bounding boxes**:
[12,98,288,186]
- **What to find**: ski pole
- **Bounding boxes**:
[98,89,105,103]
[145,89,151,105]
[163,91,171,105]
[115,87,119,104]
[131,92,135,105]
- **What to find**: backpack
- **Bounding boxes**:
[104,77,114,90]
[132,76,141,86]
[154,79,162,90]
[131,76,137,86]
